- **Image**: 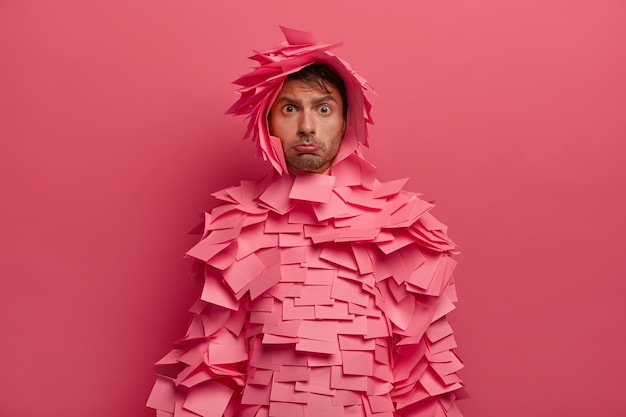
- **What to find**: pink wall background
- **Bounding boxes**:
[2,1,625,416]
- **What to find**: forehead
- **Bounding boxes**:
[273,78,342,103]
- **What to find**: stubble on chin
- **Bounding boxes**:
[287,153,325,172]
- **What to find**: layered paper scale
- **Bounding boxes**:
[148,153,465,417]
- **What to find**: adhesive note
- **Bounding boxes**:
[341,351,374,375]
[294,367,335,395]
[289,173,336,203]
[270,381,310,404]
[201,268,239,311]
[183,381,233,417]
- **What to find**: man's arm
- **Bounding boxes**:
[147,265,248,417]
[382,211,465,416]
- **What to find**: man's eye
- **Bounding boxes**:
[284,105,296,113]
[319,105,330,114]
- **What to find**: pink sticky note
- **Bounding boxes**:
[246,368,273,385]
[288,203,325,225]
[296,338,339,354]
[249,295,275,312]
[335,227,380,242]
[280,246,308,264]
[250,264,282,300]
[315,301,354,320]
[146,376,175,413]
[304,225,342,244]
[320,245,358,270]
[334,205,392,229]
[331,277,369,307]
[330,154,365,187]
[282,297,316,320]
[305,268,336,285]
[351,245,373,274]
[337,315,367,335]
[265,213,304,234]
[312,192,350,221]
[330,366,368,391]
[426,317,454,343]
[236,224,280,260]
[241,382,271,405]
[201,268,239,311]
[267,282,295,301]
[206,241,240,272]
[376,281,415,331]
[274,365,311,382]
[297,320,338,342]
[347,189,386,209]
[372,178,409,198]
[430,352,464,376]
[249,306,282,326]
[208,330,247,364]
[338,335,375,351]
[205,210,241,231]
[307,351,343,367]
[263,319,301,338]
[348,301,381,317]
[289,173,336,203]
[408,251,441,290]
[293,285,333,306]
[294,367,335,395]
[270,381,310,404]
[428,334,458,355]
[268,344,308,367]
[389,195,433,228]
[186,240,231,263]
[419,367,462,396]
[278,232,310,247]
[259,174,295,215]
[280,25,318,45]
[375,231,415,255]
[372,362,394,383]
[365,315,391,339]
[200,220,243,245]
[341,351,374,376]
[431,293,456,323]
[279,264,307,283]
[268,401,304,417]
[262,334,300,344]
[367,393,395,413]
[332,389,362,406]
[183,381,233,417]
[222,252,265,293]
[300,393,345,417]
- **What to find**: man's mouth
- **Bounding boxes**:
[293,144,320,153]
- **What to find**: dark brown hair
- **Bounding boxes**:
[285,63,347,117]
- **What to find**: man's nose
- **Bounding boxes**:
[298,111,315,136]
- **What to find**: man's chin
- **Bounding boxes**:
[287,155,324,172]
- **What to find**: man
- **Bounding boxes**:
[148,27,464,417]
[269,64,346,175]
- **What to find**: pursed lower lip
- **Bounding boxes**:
[294,145,319,153]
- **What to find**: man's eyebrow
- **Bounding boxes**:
[312,95,337,105]
[275,95,337,106]
[276,97,302,105]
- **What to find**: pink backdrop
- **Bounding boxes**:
[2,1,625,416]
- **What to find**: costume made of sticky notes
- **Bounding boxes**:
[148,27,465,417]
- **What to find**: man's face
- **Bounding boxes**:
[269,78,345,174]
